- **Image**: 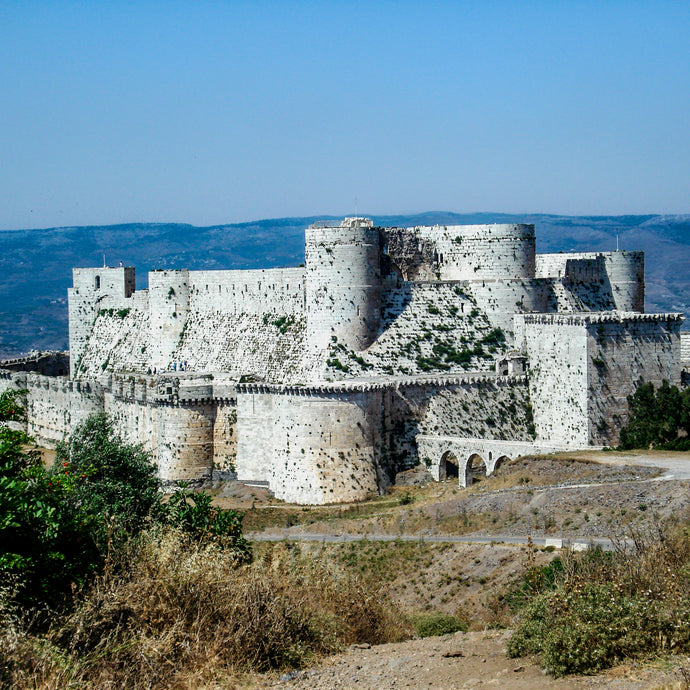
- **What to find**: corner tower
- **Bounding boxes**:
[305,218,382,352]
[68,266,136,378]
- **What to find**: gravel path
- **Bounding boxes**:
[257,631,684,689]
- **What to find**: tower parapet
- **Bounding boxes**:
[414,223,536,282]
[305,218,382,352]
[536,250,645,312]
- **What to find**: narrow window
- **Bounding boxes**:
[94,275,101,290]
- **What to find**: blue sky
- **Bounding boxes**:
[1,1,689,229]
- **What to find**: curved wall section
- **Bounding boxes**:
[305,220,382,351]
[416,223,536,282]
[605,251,644,312]
[235,386,382,504]
[156,403,215,482]
[271,389,382,504]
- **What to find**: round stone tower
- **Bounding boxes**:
[435,223,536,282]
[604,251,645,312]
[305,218,382,352]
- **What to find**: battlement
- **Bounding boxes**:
[0,351,69,376]
[520,312,683,326]
[310,217,375,229]
[236,373,527,396]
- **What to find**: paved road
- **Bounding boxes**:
[247,530,627,551]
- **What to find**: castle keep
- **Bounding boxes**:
[0,219,683,504]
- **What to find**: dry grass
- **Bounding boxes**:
[0,529,411,689]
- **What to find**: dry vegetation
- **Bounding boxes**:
[0,529,410,689]
[225,455,673,542]
[6,453,690,687]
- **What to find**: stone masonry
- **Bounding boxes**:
[0,218,683,504]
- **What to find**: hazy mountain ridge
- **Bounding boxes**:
[1,213,688,358]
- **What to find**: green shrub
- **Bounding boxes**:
[0,391,99,607]
[619,380,690,450]
[1,408,252,610]
[52,413,164,542]
[166,484,251,562]
[397,490,414,505]
[413,613,467,638]
[508,584,690,676]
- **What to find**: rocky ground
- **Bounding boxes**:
[251,632,690,690]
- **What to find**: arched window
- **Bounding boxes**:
[94,275,101,290]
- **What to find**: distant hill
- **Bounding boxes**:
[0,213,688,358]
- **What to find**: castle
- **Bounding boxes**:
[0,218,684,504]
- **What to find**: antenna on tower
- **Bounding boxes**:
[103,253,106,268]
[616,233,619,251]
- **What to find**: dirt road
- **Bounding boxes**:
[257,631,687,689]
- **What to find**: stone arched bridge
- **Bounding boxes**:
[416,434,565,487]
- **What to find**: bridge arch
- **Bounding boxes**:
[491,454,512,474]
[465,453,487,485]
[416,434,547,487]
[439,450,459,480]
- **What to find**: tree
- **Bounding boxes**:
[0,390,97,607]
[52,413,164,546]
[619,380,690,450]
[1,404,251,609]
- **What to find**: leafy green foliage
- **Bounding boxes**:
[412,613,467,638]
[0,390,98,606]
[0,403,251,609]
[52,413,164,543]
[618,380,690,450]
[508,532,690,676]
[508,583,690,676]
[166,483,251,563]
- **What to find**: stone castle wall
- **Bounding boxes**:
[305,220,383,352]
[516,313,682,448]
[409,223,536,282]
[234,375,536,502]
[586,314,682,445]
[7,217,678,505]
[516,316,592,447]
[70,265,311,381]
[536,251,644,312]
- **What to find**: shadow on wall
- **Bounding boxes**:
[377,281,413,336]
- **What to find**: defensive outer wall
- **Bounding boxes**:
[0,218,685,504]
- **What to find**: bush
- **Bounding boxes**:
[52,413,164,542]
[508,584,690,676]
[0,391,99,607]
[166,483,251,562]
[508,530,690,676]
[413,613,467,638]
[1,408,251,610]
[618,380,690,450]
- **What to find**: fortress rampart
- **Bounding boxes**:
[2,218,682,504]
[305,218,382,352]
